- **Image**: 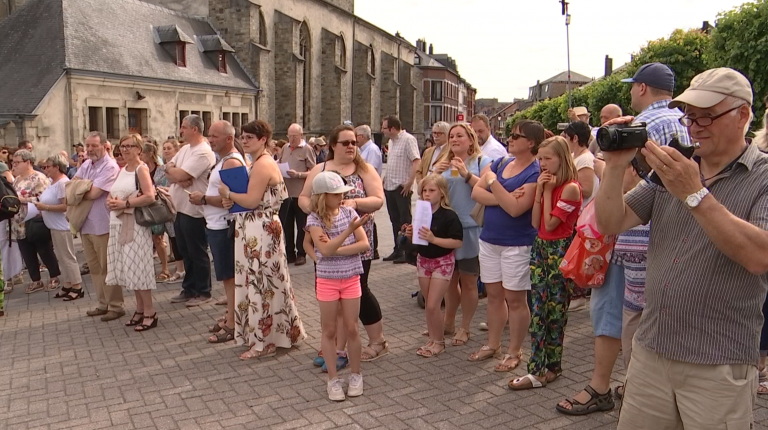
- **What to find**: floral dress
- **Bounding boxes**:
[11,172,49,240]
[233,181,306,351]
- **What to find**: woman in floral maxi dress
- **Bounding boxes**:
[219,119,306,360]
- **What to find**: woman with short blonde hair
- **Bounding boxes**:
[106,134,160,331]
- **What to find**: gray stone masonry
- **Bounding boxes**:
[320,29,343,134]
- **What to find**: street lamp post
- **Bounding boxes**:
[560,0,572,109]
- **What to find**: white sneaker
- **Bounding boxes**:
[327,378,345,401]
[347,373,363,397]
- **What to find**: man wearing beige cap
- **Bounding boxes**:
[595,67,768,428]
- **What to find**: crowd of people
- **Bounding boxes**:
[0,63,767,426]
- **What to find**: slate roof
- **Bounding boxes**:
[415,50,447,69]
[154,24,195,44]
[198,35,235,53]
[0,0,258,116]
[540,70,593,84]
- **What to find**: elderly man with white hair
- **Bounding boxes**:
[277,123,316,266]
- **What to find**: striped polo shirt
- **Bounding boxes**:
[625,143,768,365]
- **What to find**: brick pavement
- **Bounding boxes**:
[2,203,767,430]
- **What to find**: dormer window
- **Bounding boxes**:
[176,43,187,67]
[153,25,194,68]
[217,52,227,73]
[197,34,235,75]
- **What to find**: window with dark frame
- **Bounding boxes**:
[431,81,443,101]
[88,107,103,133]
[106,108,119,139]
[176,42,186,67]
[203,112,212,137]
[217,52,227,73]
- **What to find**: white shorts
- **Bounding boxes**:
[479,240,532,291]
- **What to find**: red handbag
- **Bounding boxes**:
[560,202,615,288]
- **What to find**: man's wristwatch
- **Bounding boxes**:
[125,199,131,209]
[685,187,710,209]
[201,195,207,206]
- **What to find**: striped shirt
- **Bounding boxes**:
[306,206,364,279]
[383,130,420,191]
[625,143,768,365]
[635,99,691,147]
[614,224,650,312]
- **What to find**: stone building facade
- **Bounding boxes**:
[134,0,423,139]
[0,0,257,153]
[205,0,423,139]
[4,0,424,143]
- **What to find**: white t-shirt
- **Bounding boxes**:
[170,141,216,218]
[480,135,508,161]
[39,178,70,231]
[205,152,245,230]
[574,151,599,208]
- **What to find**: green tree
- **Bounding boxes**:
[709,0,768,128]
[506,28,712,134]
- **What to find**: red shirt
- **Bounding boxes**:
[538,180,582,241]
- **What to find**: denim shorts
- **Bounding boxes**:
[206,227,234,281]
[589,262,624,339]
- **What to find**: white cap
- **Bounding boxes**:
[311,171,353,195]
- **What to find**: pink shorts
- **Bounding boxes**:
[417,252,456,280]
[316,276,362,301]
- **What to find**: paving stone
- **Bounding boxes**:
[2,187,764,430]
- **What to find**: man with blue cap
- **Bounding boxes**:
[620,62,691,147]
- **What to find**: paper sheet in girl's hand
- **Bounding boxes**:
[411,200,432,246]
[23,203,39,222]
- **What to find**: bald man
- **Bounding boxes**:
[278,123,316,266]
[589,104,624,155]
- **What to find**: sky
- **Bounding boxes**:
[355,0,748,101]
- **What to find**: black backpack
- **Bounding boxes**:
[0,175,20,222]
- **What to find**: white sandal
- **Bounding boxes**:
[509,374,546,391]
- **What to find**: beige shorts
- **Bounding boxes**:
[618,340,757,430]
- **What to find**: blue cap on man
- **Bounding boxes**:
[621,62,675,92]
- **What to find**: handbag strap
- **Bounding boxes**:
[134,164,155,199]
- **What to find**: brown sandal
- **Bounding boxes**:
[417,340,445,358]
[25,281,44,294]
[494,351,523,372]
[46,278,60,291]
[452,328,470,346]
[239,344,276,360]
[208,326,234,343]
[155,272,170,282]
[361,340,389,362]
[468,345,499,361]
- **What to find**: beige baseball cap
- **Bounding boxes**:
[669,68,753,109]
[572,106,589,116]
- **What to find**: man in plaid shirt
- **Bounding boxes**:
[380,116,420,264]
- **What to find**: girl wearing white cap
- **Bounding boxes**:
[306,171,370,401]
